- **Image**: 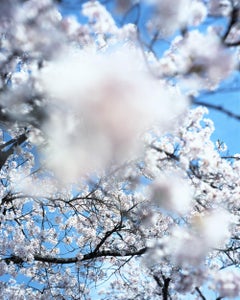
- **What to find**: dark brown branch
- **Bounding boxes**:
[4,255,25,265]
[224,39,240,47]
[222,3,239,42]
[0,133,28,169]
[0,133,28,150]
[222,155,240,160]
[4,247,148,265]
[153,275,163,288]
[150,144,179,161]
[122,3,141,26]
[92,223,123,254]
[195,287,206,300]
[193,100,240,120]
[162,276,171,300]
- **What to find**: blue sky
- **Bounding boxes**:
[198,72,240,155]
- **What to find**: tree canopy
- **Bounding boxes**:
[0,0,240,299]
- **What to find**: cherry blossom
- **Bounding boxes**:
[0,0,239,299]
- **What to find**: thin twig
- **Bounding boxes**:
[193,100,240,120]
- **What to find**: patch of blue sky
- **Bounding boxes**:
[58,0,88,21]
[195,71,240,154]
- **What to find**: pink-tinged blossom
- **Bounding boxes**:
[82,1,118,35]
[214,269,240,298]
[60,16,92,46]
[150,175,193,214]
[40,50,188,181]
[189,0,208,26]
[165,210,231,267]
[0,261,7,277]
[190,210,233,248]
[145,0,207,36]
[207,0,232,16]
[158,29,235,91]
[9,0,63,58]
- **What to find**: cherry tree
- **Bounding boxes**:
[0,0,240,299]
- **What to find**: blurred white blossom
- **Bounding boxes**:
[158,29,235,91]
[150,175,193,214]
[40,49,188,180]
[214,269,240,298]
[145,0,207,36]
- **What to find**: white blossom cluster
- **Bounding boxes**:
[157,29,235,90]
[39,49,187,181]
[0,0,239,299]
[145,0,207,36]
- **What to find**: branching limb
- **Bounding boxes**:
[3,247,148,265]
[92,223,123,254]
[162,275,171,300]
[222,4,239,42]
[0,133,28,169]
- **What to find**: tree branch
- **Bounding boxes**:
[193,100,240,120]
[162,276,171,300]
[0,133,28,169]
[195,287,206,300]
[92,224,123,254]
[4,247,148,265]
[222,3,239,42]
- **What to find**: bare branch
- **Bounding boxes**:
[193,100,240,120]
[195,287,206,300]
[222,3,239,42]
[162,275,171,300]
[3,247,148,265]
